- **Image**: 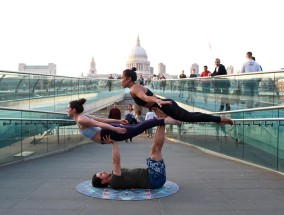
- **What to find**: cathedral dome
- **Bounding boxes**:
[126,36,151,77]
[128,36,147,59]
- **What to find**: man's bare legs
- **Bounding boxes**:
[150,108,168,161]
[150,125,165,161]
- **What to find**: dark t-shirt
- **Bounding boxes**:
[108,108,121,119]
[109,168,150,189]
[179,74,186,85]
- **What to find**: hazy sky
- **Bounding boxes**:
[0,0,283,77]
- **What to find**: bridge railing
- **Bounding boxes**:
[1,70,284,173]
[152,70,284,112]
[0,118,89,165]
[0,70,124,112]
[1,111,284,175]
[165,114,284,173]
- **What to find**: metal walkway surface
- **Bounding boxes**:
[1,136,284,215]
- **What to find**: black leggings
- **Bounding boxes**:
[153,99,221,123]
[100,118,164,142]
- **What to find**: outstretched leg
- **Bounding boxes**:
[159,99,220,122]
[157,99,233,125]
[100,117,180,141]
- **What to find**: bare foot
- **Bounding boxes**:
[220,115,233,126]
[164,116,181,126]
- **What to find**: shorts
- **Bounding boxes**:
[147,158,166,189]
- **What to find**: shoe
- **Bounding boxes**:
[125,140,128,142]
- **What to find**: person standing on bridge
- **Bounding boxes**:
[67,98,181,144]
[120,67,233,125]
[108,102,121,120]
[240,52,262,108]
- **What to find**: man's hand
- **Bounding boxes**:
[102,135,115,144]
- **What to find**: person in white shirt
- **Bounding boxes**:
[124,104,136,142]
[240,52,262,108]
[240,52,262,73]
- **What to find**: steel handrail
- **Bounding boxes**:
[0,118,74,122]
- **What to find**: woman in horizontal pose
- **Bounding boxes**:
[120,67,233,125]
[67,98,181,143]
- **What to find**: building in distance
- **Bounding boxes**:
[88,57,97,77]
[126,36,151,78]
[191,63,199,75]
[18,63,56,75]
[158,63,166,77]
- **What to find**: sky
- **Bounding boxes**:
[0,0,283,77]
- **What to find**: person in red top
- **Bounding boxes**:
[108,102,121,120]
[200,66,211,103]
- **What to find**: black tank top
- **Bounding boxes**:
[130,88,155,107]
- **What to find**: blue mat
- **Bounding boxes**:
[76,180,179,200]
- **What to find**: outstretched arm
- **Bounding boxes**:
[87,115,128,125]
[102,135,121,176]
[77,115,127,134]
[112,142,121,176]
